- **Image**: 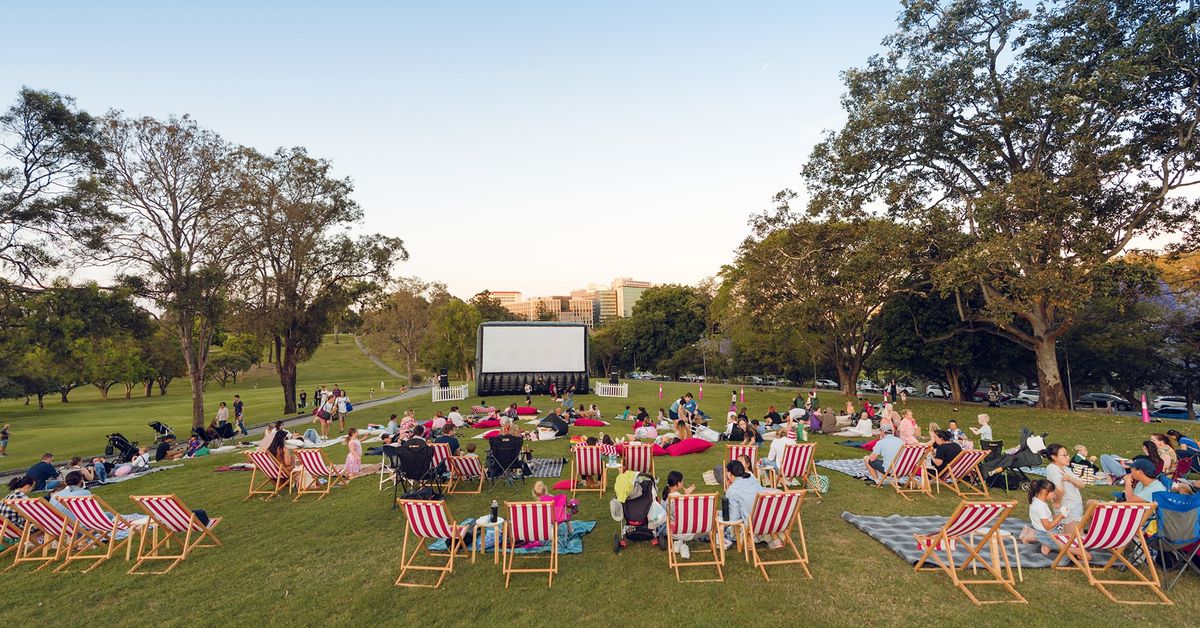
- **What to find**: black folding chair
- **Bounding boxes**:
[387,440,442,508]
[487,435,527,491]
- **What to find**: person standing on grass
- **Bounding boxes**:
[0,423,8,457]
[335,389,350,434]
[233,395,247,436]
[298,389,307,411]
[215,402,230,428]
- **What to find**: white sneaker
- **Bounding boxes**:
[768,539,784,550]
[677,541,690,559]
[723,538,734,551]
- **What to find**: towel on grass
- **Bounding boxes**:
[429,520,596,555]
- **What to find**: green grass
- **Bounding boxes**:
[1,358,1199,625]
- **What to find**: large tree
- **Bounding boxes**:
[236,147,405,413]
[421,298,483,380]
[102,114,240,428]
[361,277,446,385]
[470,290,520,322]
[803,0,1200,408]
[624,284,709,370]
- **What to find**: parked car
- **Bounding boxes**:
[1151,407,1192,420]
[857,381,883,394]
[1000,397,1035,407]
[897,385,917,395]
[1153,396,1200,413]
[1017,389,1040,403]
[815,379,839,389]
[1076,392,1133,412]
[926,384,951,398]
[745,376,763,385]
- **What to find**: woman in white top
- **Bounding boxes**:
[335,393,349,433]
[1044,444,1085,532]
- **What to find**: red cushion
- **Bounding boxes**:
[473,419,500,428]
[480,430,499,439]
[553,480,577,490]
[667,438,713,457]
[574,418,608,427]
[652,444,669,456]
[516,406,538,415]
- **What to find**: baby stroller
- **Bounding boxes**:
[980,427,1047,493]
[613,473,660,553]
[105,433,139,463]
[148,421,175,444]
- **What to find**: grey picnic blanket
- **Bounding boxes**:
[817,458,870,479]
[841,511,1115,568]
[528,458,564,478]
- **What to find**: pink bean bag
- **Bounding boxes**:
[553,480,578,491]
[574,418,608,427]
[473,419,500,428]
[480,430,500,439]
[667,438,713,457]
[516,406,539,415]
[652,444,669,456]
[617,443,669,456]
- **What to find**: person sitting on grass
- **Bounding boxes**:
[1019,479,1070,556]
[155,435,186,462]
[863,428,903,487]
[64,457,98,483]
[1099,440,1162,483]
[763,405,783,426]
[26,453,61,491]
[1116,458,1166,504]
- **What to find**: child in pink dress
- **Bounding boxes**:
[344,428,364,475]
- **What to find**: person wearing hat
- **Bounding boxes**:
[1122,458,1166,504]
[863,427,903,486]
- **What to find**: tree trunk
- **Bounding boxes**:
[124,382,134,398]
[835,360,854,397]
[97,384,109,400]
[946,367,964,402]
[36,392,44,409]
[157,376,171,395]
[277,339,298,414]
[1033,339,1069,410]
[144,378,154,397]
[405,354,413,387]
[60,385,74,403]
[334,324,340,344]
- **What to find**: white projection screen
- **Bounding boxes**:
[480,324,587,372]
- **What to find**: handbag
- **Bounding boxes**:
[345,401,353,412]
[315,409,331,421]
[807,474,830,493]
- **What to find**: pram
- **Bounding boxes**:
[105,433,139,463]
[613,473,661,553]
[148,421,175,444]
[193,423,234,448]
[980,427,1047,493]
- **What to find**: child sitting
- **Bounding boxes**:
[533,480,576,535]
[1019,479,1069,556]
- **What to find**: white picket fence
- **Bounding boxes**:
[432,384,468,403]
[595,382,629,398]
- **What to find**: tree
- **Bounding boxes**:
[13,347,65,409]
[0,88,109,282]
[222,333,265,366]
[803,0,1200,409]
[207,350,252,387]
[421,298,483,380]
[140,324,185,396]
[470,291,519,321]
[362,277,445,384]
[79,335,143,400]
[535,300,556,321]
[102,114,239,428]
[236,147,405,413]
[590,317,630,376]
[624,285,708,370]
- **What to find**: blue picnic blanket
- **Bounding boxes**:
[428,520,596,555]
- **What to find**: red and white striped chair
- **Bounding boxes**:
[244,451,292,500]
[448,455,484,494]
[293,449,351,502]
[883,444,932,500]
[746,491,810,581]
[727,444,759,474]
[621,442,655,476]
[571,445,607,498]
[395,499,467,588]
[776,443,820,496]
[913,500,1023,604]
[665,493,723,582]
[599,443,619,458]
[3,497,70,571]
[430,442,453,471]
[0,517,21,562]
[128,495,222,574]
[934,449,990,499]
[502,501,558,588]
[56,495,148,572]
[1051,501,1170,605]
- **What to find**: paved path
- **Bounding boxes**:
[354,334,403,379]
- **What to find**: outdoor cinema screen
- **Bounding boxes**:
[479,323,587,373]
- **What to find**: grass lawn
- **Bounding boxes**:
[1,352,1198,625]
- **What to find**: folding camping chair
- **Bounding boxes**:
[935,449,990,499]
[883,444,932,500]
[777,443,820,496]
[621,442,655,476]
[244,451,292,500]
[746,491,810,581]
[395,499,467,588]
[293,449,351,502]
[448,455,485,494]
[1051,501,1170,605]
[487,435,527,491]
[1151,491,1200,590]
[1171,456,1193,481]
[128,495,222,574]
[664,493,722,582]
[2,497,69,571]
[389,441,441,507]
[380,445,398,491]
[571,445,607,499]
[913,500,1024,605]
[56,495,148,572]
[502,501,558,588]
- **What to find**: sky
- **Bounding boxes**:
[1,1,902,298]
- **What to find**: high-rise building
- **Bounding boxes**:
[596,289,618,325]
[612,278,651,318]
[487,291,522,304]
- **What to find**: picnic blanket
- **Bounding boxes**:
[836,440,871,449]
[104,464,183,484]
[841,511,1113,568]
[817,458,871,479]
[429,520,596,555]
[529,458,565,478]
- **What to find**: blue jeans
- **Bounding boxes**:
[236,418,247,435]
[93,464,108,483]
[43,479,61,491]
[1100,454,1126,479]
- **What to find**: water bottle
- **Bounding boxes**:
[490,499,499,522]
[721,496,730,522]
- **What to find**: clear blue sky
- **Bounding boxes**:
[1,1,900,298]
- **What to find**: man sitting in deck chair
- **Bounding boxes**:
[391,434,440,502]
[487,432,529,487]
[863,428,903,486]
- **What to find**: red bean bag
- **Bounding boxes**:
[553,480,578,491]
[667,438,713,457]
[473,419,500,428]
[574,418,608,427]
[652,444,669,456]
[480,430,500,439]
[516,406,539,415]
[618,443,669,456]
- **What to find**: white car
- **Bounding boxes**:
[1017,389,1040,403]
[1153,396,1199,412]
[926,384,951,398]
[857,381,883,394]
[815,379,839,389]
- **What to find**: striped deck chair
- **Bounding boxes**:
[502,501,558,588]
[727,444,759,474]
[1051,501,1170,605]
[430,442,453,470]
[448,455,484,494]
[56,495,147,572]
[935,449,990,499]
[665,493,723,582]
[2,497,69,571]
[621,443,655,476]
[0,517,21,561]
[746,491,810,581]
[599,443,619,458]
[571,445,607,498]
[395,499,467,588]
[914,500,1024,605]
[128,495,222,574]
[244,451,292,500]
[777,443,820,496]
[883,444,932,500]
[293,449,351,502]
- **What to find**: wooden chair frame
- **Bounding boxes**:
[502,501,558,588]
[244,451,292,500]
[913,500,1024,605]
[293,449,351,502]
[448,455,484,494]
[665,493,724,583]
[129,495,223,574]
[2,498,68,572]
[395,499,467,588]
[745,491,810,581]
[884,444,933,500]
[56,495,144,573]
[934,449,990,499]
[571,445,607,499]
[1051,501,1171,605]
[0,518,20,562]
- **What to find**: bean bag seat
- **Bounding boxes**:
[473,419,500,428]
[553,479,578,491]
[574,418,608,427]
[479,430,500,439]
[652,444,669,456]
[516,406,539,415]
[666,438,713,457]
